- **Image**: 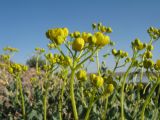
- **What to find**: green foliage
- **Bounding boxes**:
[26,56,45,69]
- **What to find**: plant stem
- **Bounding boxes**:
[58,78,67,120]
[96,51,101,75]
[17,76,26,120]
[16,78,19,103]
[102,95,109,120]
[76,47,99,70]
[70,69,78,120]
[36,55,39,73]
[113,57,120,73]
[140,79,160,120]
[84,90,96,120]
[80,83,87,108]
[43,83,48,120]
[43,73,49,120]
[120,64,133,120]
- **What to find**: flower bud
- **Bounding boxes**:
[117,50,123,56]
[145,51,152,59]
[105,27,112,33]
[112,49,117,56]
[76,70,87,81]
[137,42,144,50]
[134,38,141,46]
[73,31,81,38]
[94,76,104,87]
[138,83,144,90]
[147,44,154,51]
[90,74,96,82]
[92,23,97,29]
[106,84,114,93]
[123,52,128,57]
[72,38,85,51]
[88,36,97,44]
[125,57,132,63]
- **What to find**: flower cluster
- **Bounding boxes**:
[45,53,71,66]
[71,31,110,51]
[90,74,104,87]
[131,38,146,51]
[8,63,28,74]
[35,47,45,54]
[46,28,69,45]
[3,46,19,52]
[112,49,128,58]
[147,27,160,40]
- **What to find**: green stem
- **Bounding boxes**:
[84,90,96,120]
[70,69,78,120]
[58,78,67,120]
[102,95,109,120]
[16,78,19,103]
[64,43,74,58]
[17,76,26,120]
[76,47,99,70]
[155,84,160,106]
[140,79,160,120]
[43,72,49,120]
[43,83,48,120]
[96,51,101,75]
[113,57,120,73]
[120,64,133,120]
[36,55,39,73]
[80,83,87,108]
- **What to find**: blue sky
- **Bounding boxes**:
[0,0,160,72]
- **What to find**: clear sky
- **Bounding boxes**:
[0,0,160,72]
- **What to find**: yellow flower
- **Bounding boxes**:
[8,67,13,74]
[22,65,28,71]
[46,28,68,45]
[106,84,114,93]
[137,42,144,50]
[76,70,87,81]
[112,49,117,56]
[94,32,110,46]
[55,28,64,37]
[94,32,104,45]
[82,32,92,42]
[73,31,81,38]
[90,74,96,82]
[102,36,110,45]
[95,76,104,87]
[72,37,85,51]
[88,36,97,44]
[55,36,65,45]
[63,27,69,37]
